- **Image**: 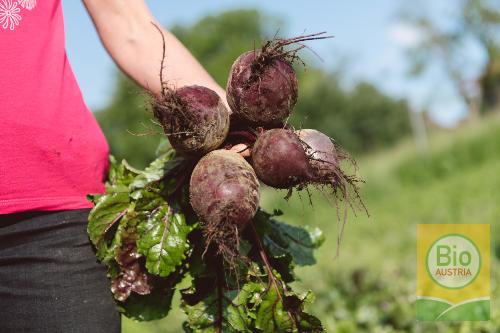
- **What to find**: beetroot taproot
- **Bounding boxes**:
[190,149,260,261]
[252,128,364,211]
[251,128,313,189]
[153,85,230,157]
[226,50,298,127]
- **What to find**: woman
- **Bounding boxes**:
[0,1,230,331]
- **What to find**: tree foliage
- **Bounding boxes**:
[95,76,159,168]
[400,0,500,116]
[171,9,276,87]
[292,70,411,153]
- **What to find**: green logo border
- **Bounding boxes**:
[425,233,482,290]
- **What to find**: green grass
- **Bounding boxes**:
[123,114,500,332]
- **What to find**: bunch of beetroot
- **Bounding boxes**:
[88,32,365,331]
[153,32,364,266]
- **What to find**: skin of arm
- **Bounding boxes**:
[81,0,226,100]
[82,0,250,156]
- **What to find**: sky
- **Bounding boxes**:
[61,0,478,127]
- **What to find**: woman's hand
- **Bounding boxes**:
[229,143,251,158]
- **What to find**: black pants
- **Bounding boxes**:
[0,209,121,333]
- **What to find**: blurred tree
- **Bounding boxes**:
[171,9,278,86]
[292,69,411,153]
[95,75,159,169]
[401,0,500,117]
[95,9,411,167]
[464,0,500,110]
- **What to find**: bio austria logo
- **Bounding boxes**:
[426,234,481,289]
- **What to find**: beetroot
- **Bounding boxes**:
[297,129,340,180]
[190,150,260,261]
[226,50,298,127]
[251,129,313,189]
[252,128,364,210]
[153,85,230,157]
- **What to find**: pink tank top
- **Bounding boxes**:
[0,0,109,214]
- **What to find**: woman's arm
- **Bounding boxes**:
[81,0,226,99]
[82,0,252,156]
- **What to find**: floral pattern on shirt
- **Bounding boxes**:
[17,0,36,10]
[0,0,36,31]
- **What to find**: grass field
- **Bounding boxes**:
[124,114,500,332]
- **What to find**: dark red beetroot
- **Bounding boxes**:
[153,85,230,157]
[190,150,260,261]
[226,50,298,127]
[251,129,313,189]
[253,128,365,213]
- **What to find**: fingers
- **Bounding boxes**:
[229,143,251,158]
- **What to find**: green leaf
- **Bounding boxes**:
[107,156,141,189]
[182,281,260,332]
[133,189,166,210]
[256,286,323,333]
[87,192,130,246]
[271,221,324,266]
[255,286,292,332]
[118,276,181,321]
[129,152,184,190]
[155,138,172,157]
[255,211,324,266]
[119,288,174,321]
[296,313,324,332]
[96,214,128,264]
[121,159,143,175]
[86,193,105,205]
[137,206,192,277]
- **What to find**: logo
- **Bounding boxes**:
[426,234,481,289]
[417,224,490,321]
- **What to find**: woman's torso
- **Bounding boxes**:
[0,0,109,214]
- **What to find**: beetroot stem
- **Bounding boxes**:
[249,223,302,330]
[215,259,224,333]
